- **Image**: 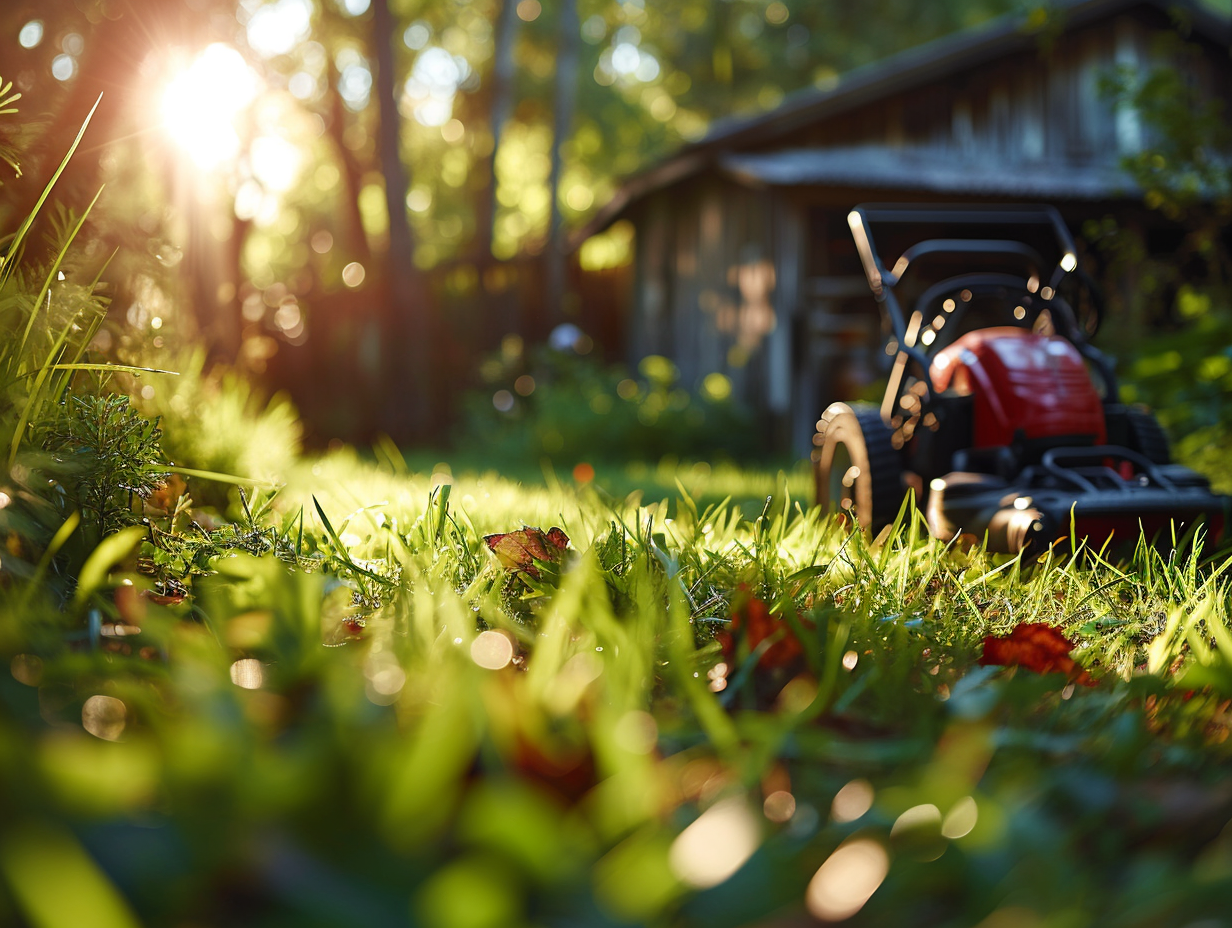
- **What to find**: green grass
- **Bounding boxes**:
[395,447,813,515]
[4,451,1232,928]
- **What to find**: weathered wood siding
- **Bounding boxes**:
[632,178,792,425]
[757,13,1230,169]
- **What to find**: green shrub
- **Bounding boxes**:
[1090,37,1232,436]
[457,338,760,464]
[0,85,163,587]
[128,346,302,492]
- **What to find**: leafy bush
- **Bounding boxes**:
[0,86,168,590]
[128,346,303,492]
[1089,36,1232,436]
[37,393,167,541]
[457,336,761,463]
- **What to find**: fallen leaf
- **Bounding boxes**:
[147,474,187,513]
[980,622,1095,685]
[719,595,805,670]
[143,589,187,607]
[484,527,570,578]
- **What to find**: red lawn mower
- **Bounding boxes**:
[813,204,1229,554]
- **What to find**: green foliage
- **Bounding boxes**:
[37,393,167,542]
[1088,36,1232,437]
[458,341,760,463]
[1103,36,1232,221]
[129,346,303,496]
[0,87,165,592]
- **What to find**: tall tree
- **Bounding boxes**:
[319,5,374,267]
[477,0,521,263]
[545,0,579,326]
[371,0,430,438]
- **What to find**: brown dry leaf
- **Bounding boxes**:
[483,527,570,578]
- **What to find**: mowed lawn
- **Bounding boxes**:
[5,449,1232,928]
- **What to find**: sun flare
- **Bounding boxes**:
[161,44,260,170]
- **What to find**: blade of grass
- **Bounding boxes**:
[0,93,101,293]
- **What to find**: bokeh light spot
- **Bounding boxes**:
[11,654,43,687]
[892,803,941,837]
[51,55,76,82]
[471,629,515,670]
[230,659,264,690]
[763,790,796,822]
[831,778,875,823]
[247,0,312,57]
[19,20,43,48]
[573,462,595,484]
[941,796,979,839]
[288,71,316,99]
[404,21,431,50]
[406,187,432,212]
[81,695,127,741]
[766,1,790,24]
[310,230,333,254]
[806,838,889,921]
[342,262,366,288]
[669,796,760,888]
[701,372,732,402]
[613,710,657,754]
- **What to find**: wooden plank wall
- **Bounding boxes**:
[771,13,1232,168]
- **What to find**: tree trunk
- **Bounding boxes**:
[371,0,430,440]
[477,0,521,264]
[545,0,579,328]
[320,19,373,266]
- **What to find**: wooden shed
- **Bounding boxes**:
[583,0,1232,454]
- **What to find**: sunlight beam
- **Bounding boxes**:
[161,44,260,171]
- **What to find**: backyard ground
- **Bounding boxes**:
[4,444,1232,928]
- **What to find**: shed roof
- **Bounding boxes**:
[579,0,1229,241]
[718,147,1141,199]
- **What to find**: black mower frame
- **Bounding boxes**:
[846,203,1120,422]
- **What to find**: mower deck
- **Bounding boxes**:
[813,204,1229,556]
[927,447,1228,554]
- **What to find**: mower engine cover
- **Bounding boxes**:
[930,328,1106,448]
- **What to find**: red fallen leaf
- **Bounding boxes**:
[980,622,1096,686]
[143,590,187,607]
[512,734,596,804]
[484,527,569,578]
[719,595,806,670]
